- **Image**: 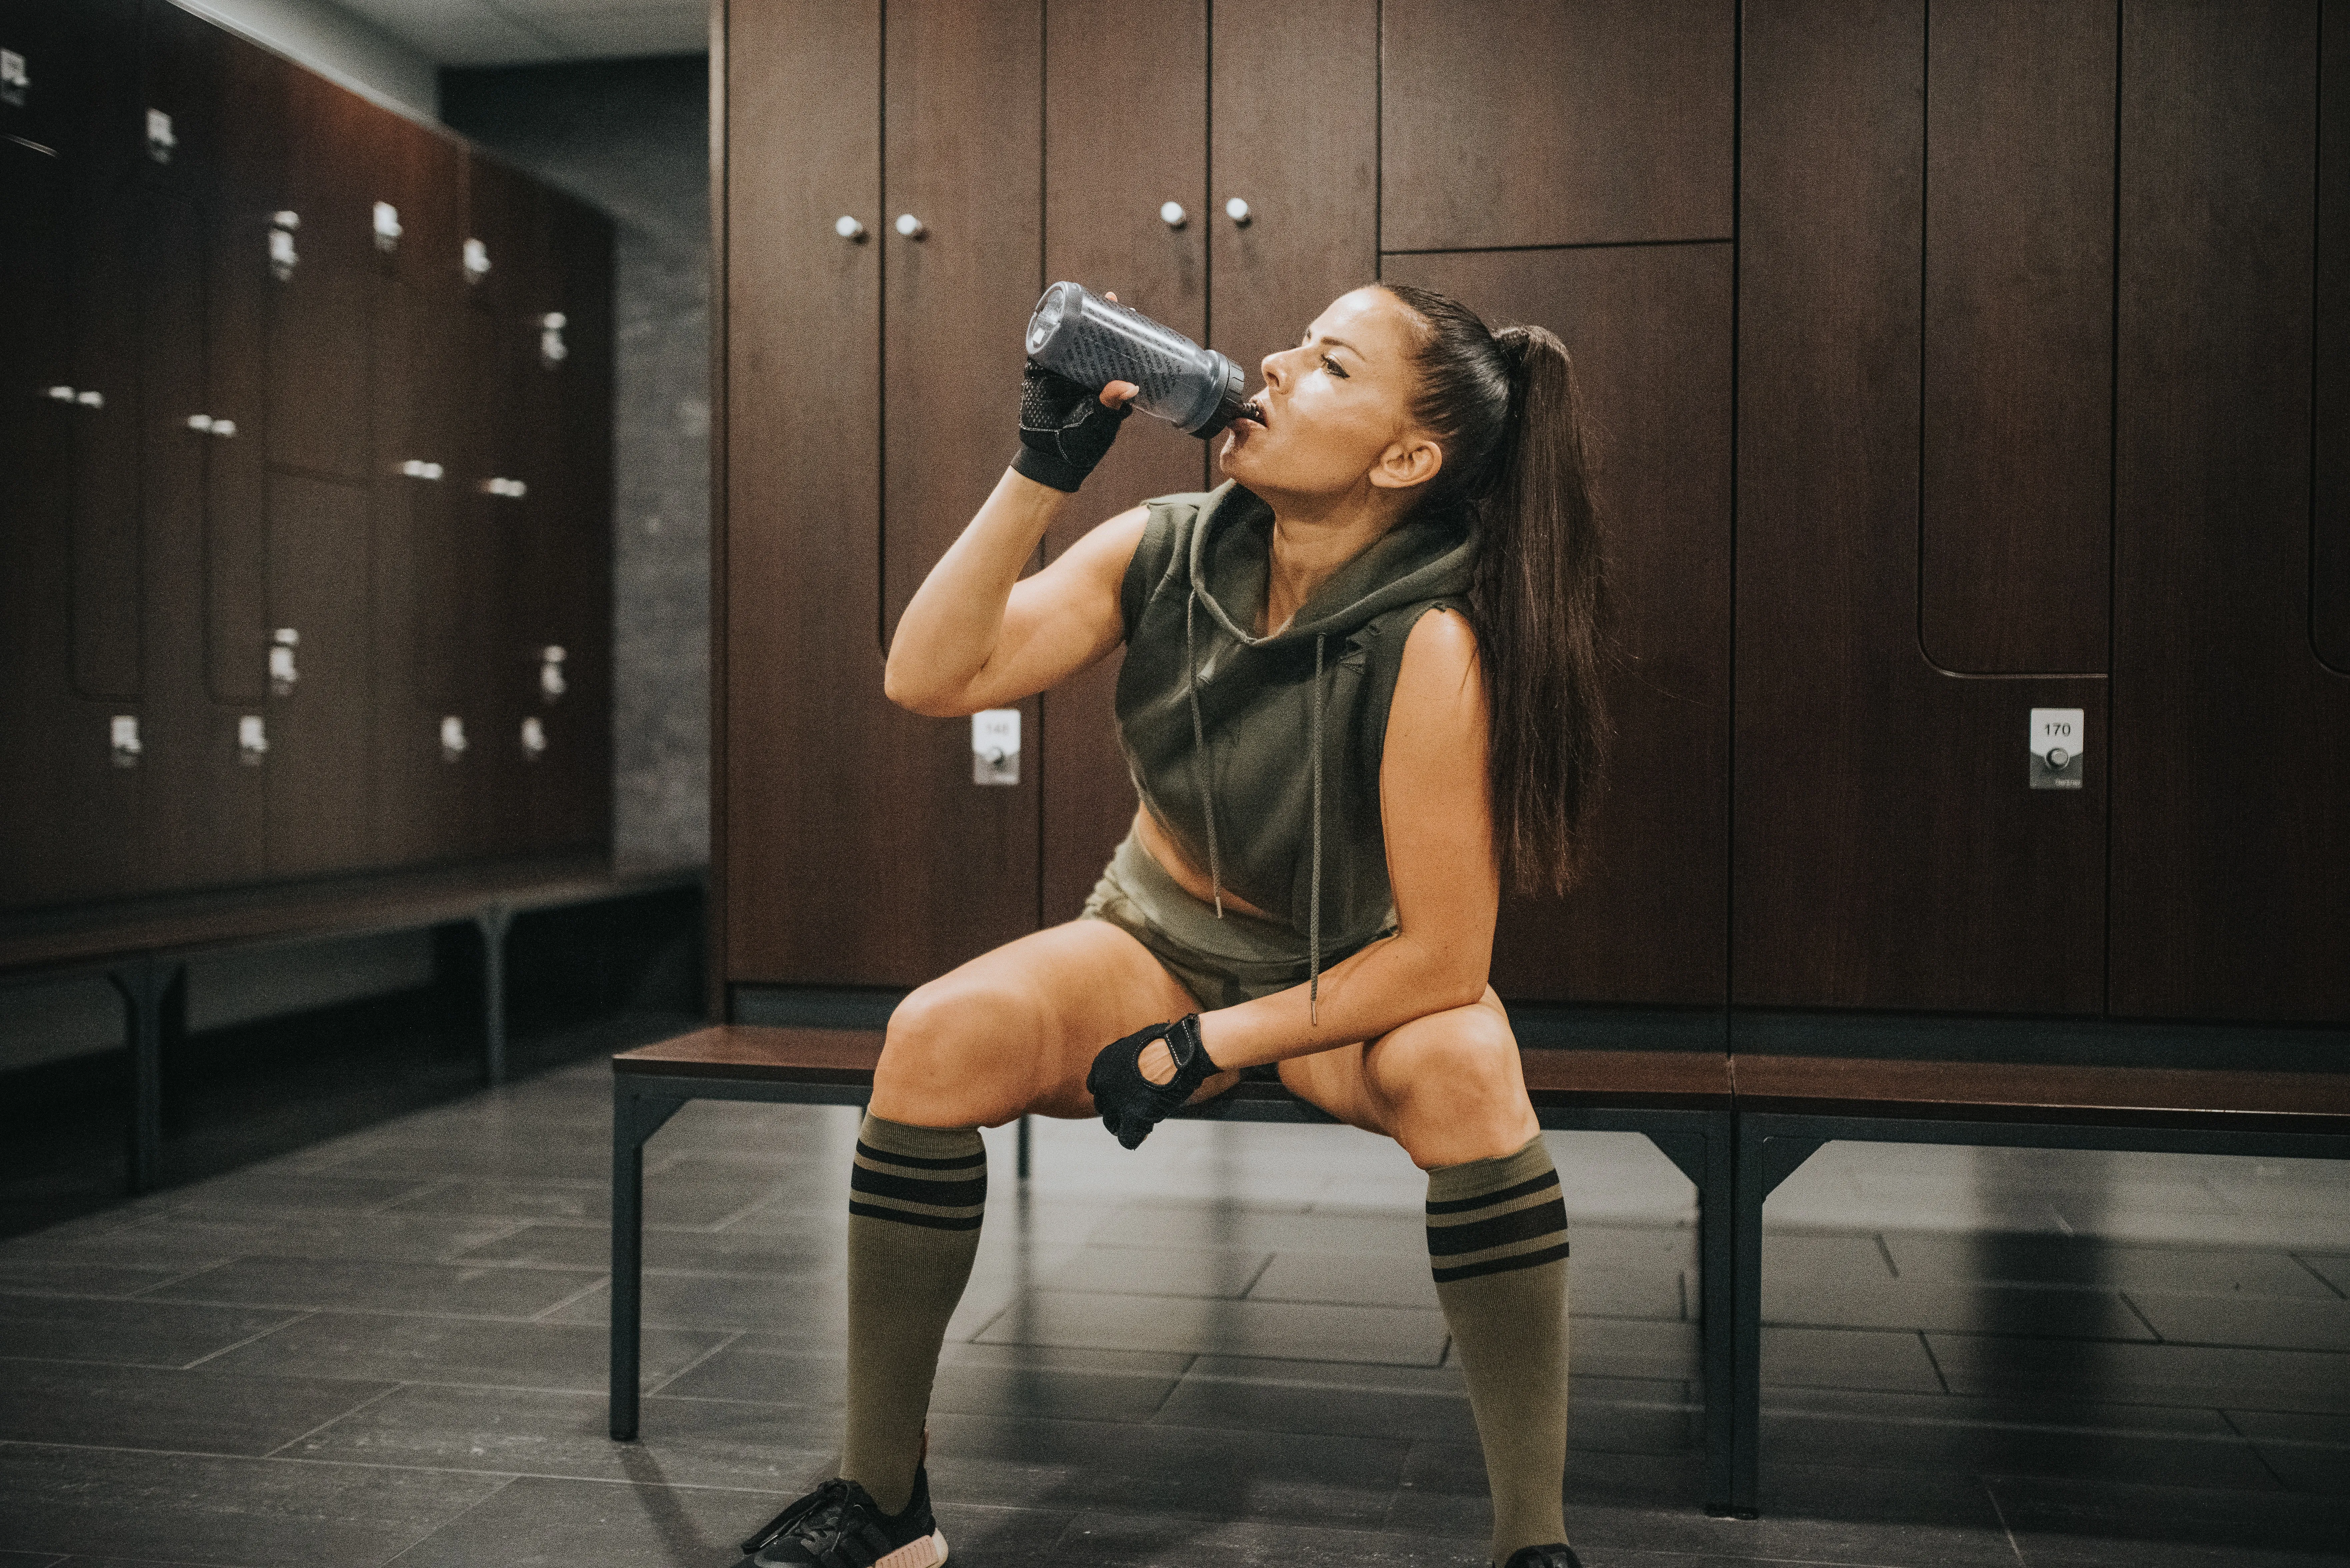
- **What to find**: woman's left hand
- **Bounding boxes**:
[1086,1014,1217,1148]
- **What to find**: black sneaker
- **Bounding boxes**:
[738,1468,948,1567]
[1501,1548,1582,1568]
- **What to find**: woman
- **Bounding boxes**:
[739,282,1611,1568]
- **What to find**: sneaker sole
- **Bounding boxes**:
[872,1530,947,1568]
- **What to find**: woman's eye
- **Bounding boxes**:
[1321,355,1348,379]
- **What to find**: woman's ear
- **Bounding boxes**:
[1368,434,1443,492]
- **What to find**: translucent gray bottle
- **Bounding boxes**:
[1024,281,1248,439]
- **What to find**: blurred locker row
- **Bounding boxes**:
[718,0,2347,1028]
[0,0,614,913]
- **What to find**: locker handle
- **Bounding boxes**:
[835,215,866,241]
[400,459,444,480]
[894,213,926,239]
[186,413,235,436]
[75,389,103,409]
[1224,197,1252,227]
[45,385,76,403]
[1160,201,1187,229]
[483,477,527,499]
[373,201,401,252]
[464,238,491,282]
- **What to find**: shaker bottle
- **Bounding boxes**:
[1024,281,1249,439]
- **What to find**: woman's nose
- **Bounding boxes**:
[1259,350,1288,390]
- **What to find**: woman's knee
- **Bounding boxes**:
[871,978,1037,1126]
[1371,1005,1536,1166]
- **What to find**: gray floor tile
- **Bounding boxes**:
[284,1383,835,1490]
[1766,1276,2154,1341]
[1760,1403,2278,1491]
[1095,1200,1430,1257]
[194,1308,728,1394]
[1764,1229,1900,1287]
[1248,1250,1438,1310]
[0,1555,61,1568]
[144,1258,605,1319]
[1565,1318,1699,1381]
[0,1258,202,1299]
[2126,1290,2350,1352]
[655,1333,1186,1424]
[29,1212,529,1266]
[0,1444,509,1566]
[1765,1325,1948,1393]
[2302,1254,2350,1296]
[973,1289,1448,1365]
[540,1274,846,1335]
[2224,1409,2350,1495]
[380,1174,780,1228]
[454,1220,844,1277]
[1988,1474,2350,1566]
[1885,1231,2342,1299]
[159,1172,441,1218]
[0,1293,304,1370]
[0,1358,396,1456]
[1040,1244,1272,1300]
[1056,1508,1485,1566]
[370,1473,791,1568]
[1928,1333,2350,1413]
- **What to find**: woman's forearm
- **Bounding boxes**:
[884,468,1069,714]
[1193,930,1490,1070]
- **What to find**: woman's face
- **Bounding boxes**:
[1217,285,1437,503]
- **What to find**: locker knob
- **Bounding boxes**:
[2047,747,2070,770]
[269,226,297,281]
[1159,201,1187,229]
[2,50,28,101]
[75,388,103,409]
[269,629,298,695]
[483,476,527,499]
[146,109,176,163]
[520,715,547,759]
[539,312,569,368]
[439,715,469,761]
[464,237,491,281]
[894,213,926,239]
[110,715,142,768]
[400,459,444,480]
[238,715,268,764]
[186,413,213,432]
[209,417,235,437]
[271,210,299,231]
[1224,197,1252,226]
[835,215,866,241]
[46,386,76,403]
[373,200,402,252]
[540,645,567,702]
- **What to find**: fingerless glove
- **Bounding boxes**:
[1012,362,1129,492]
[1086,1013,1216,1150]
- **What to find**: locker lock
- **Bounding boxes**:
[519,715,547,760]
[463,237,491,282]
[269,627,298,696]
[2029,707,2085,790]
[269,211,299,281]
[145,109,176,164]
[539,645,567,702]
[110,715,141,768]
[539,312,568,368]
[374,201,402,252]
[439,715,469,762]
[185,413,236,437]
[972,709,1020,785]
[2,50,27,108]
[238,715,268,765]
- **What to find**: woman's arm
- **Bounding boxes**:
[883,467,1147,718]
[1193,606,1499,1067]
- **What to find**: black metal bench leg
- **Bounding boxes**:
[611,1083,685,1440]
[477,903,515,1086]
[1730,1119,1828,1517]
[107,956,186,1195]
[1696,1108,1736,1516]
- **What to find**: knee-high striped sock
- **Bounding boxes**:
[1427,1135,1571,1564]
[840,1114,986,1515]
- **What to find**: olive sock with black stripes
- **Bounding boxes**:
[840,1113,986,1515]
[1426,1135,1572,1564]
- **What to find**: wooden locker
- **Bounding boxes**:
[1735,0,2107,1014]
[262,470,374,875]
[1035,0,1209,926]
[1384,247,1733,1008]
[724,0,1045,987]
[2109,0,2348,1022]
[2316,2,2349,675]
[1380,0,1733,252]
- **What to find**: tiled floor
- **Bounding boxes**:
[1,1026,2346,1566]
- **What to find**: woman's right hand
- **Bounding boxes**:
[1012,367,1138,492]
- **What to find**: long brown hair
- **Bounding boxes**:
[1380,282,1613,897]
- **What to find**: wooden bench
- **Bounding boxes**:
[610,1023,1739,1509]
[1726,1054,2350,1514]
[1,852,704,1191]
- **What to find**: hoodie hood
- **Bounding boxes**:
[1184,483,1477,649]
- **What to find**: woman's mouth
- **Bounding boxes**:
[1234,397,1267,429]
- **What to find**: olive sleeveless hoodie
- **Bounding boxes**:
[1115,481,1476,1008]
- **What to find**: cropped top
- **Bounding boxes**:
[1113,481,1476,1008]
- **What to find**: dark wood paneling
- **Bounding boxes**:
[2318,0,2349,673]
[1920,0,2114,675]
[1037,0,1208,925]
[69,183,145,701]
[2110,0,2346,1022]
[1385,246,1733,1007]
[1736,0,2107,1015]
[139,189,265,893]
[263,471,372,874]
[1380,0,1733,251]
[1212,0,1379,421]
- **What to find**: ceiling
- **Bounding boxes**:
[332,0,706,66]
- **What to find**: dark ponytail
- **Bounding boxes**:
[1380,283,1613,897]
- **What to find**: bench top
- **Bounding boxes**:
[1733,1053,2350,1131]
[1,853,705,977]
[614,1024,1734,1106]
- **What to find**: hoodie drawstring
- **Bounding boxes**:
[1183,587,1224,918]
[1308,632,1324,1026]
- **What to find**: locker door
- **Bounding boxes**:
[1036,0,1209,925]
[459,178,534,858]
[263,471,373,875]
[1734,0,2107,1015]
[1385,247,1733,1007]
[874,0,1045,975]
[2109,1,2347,1022]
[1379,0,1733,252]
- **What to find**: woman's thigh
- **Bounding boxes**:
[1277,986,1540,1170]
[869,919,1210,1128]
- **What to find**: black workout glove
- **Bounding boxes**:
[1012,362,1129,492]
[1086,1013,1217,1150]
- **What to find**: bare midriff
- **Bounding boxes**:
[1130,805,1282,922]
